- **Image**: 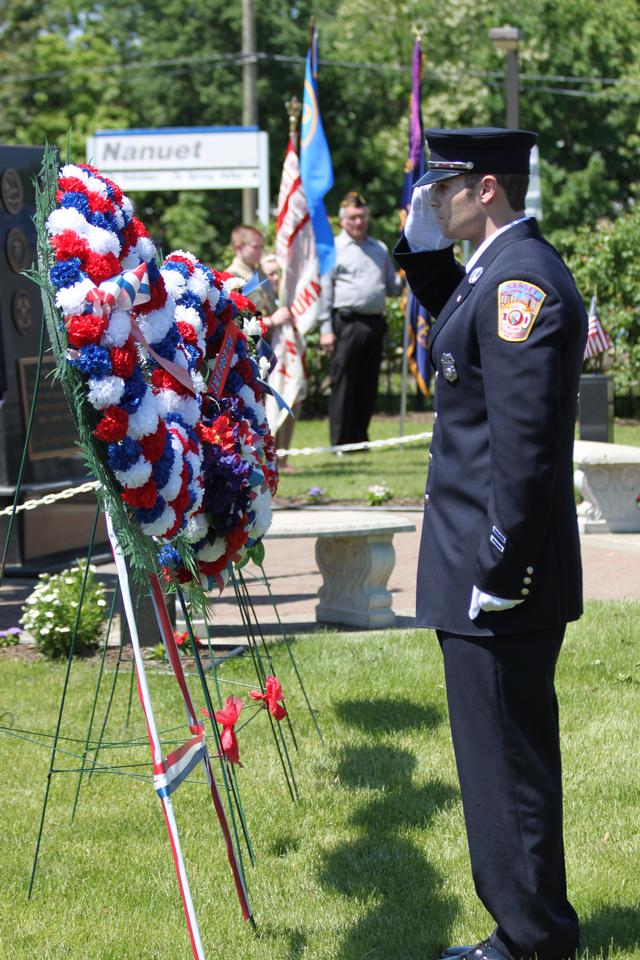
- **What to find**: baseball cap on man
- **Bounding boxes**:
[414,127,538,187]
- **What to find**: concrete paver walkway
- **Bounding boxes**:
[2,509,639,640]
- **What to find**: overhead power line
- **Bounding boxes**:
[1,49,639,100]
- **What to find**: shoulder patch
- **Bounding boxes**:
[497,280,547,342]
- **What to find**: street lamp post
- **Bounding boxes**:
[488,26,523,128]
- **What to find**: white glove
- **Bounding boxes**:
[468,585,525,621]
[404,184,454,253]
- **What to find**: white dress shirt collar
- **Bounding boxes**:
[465,216,531,273]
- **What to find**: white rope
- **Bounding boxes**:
[277,430,432,458]
[0,480,100,517]
[0,431,432,516]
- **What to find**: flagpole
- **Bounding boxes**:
[400,294,410,436]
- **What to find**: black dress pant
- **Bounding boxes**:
[437,626,579,960]
[329,310,386,447]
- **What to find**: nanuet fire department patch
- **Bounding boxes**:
[497,280,547,342]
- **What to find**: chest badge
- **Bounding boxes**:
[469,267,483,284]
[441,352,458,383]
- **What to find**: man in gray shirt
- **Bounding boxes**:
[319,191,402,447]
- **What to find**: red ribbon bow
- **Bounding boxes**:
[249,675,288,721]
[203,696,244,765]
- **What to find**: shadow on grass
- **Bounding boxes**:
[335,696,443,735]
[581,903,640,956]
[317,743,459,959]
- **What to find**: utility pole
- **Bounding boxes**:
[242,0,257,223]
[488,26,523,128]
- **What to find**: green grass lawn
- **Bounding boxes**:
[275,415,640,503]
[0,600,638,959]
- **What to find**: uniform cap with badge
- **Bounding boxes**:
[415,127,538,187]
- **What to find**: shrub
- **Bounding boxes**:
[20,562,108,659]
[367,482,393,506]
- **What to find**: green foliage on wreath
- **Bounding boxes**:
[20,562,108,659]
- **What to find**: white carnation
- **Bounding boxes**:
[127,390,159,439]
[101,310,131,348]
[141,505,177,537]
[114,456,152,489]
[87,375,125,409]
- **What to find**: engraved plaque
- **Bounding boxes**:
[12,289,32,334]
[6,227,31,273]
[17,356,80,460]
[1,168,23,214]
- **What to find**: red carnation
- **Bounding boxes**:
[94,406,129,442]
[101,175,123,206]
[226,525,248,556]
[51,230,90,262]
[177,321,197,345]
[199,555,229,577]
[139,420,167,462]
[57,175,90,195]
[66,313,108,347]
[166,254,195,273]
[82,251,122,285]
[202,301,219,339]
[218,304,235,327]
[110,338,138,379]
[236,358,254,384]
[132,278,167,314]
[87,192,116,215]
[121,479,159,509]
[229,292,257,314]
[175,567,194,584]
[151,367,192,397]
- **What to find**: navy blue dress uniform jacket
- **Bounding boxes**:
[394,219,588,637]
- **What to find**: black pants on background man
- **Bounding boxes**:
[329,310,386,447]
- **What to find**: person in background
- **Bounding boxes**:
[319,191,403,450]
[226,225,291,330]
[394,127,586,960]
[260,252,301,472]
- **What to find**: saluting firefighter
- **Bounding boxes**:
[394,128,587,960]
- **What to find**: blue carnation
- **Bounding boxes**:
[71,344,112,377]
[135,499,166,525]
[157,544,181,568]
[163,260,191,280]
[152,435,175,488]
[183,343,200,368]
[235,336,248,358]
[147,259,161,282]
[224,370,244,395]
[90,210,119,233]
[107,436,141,472]
[50,257,83,290]
[62,191,91,218]
[150,325,180,359]
[120,367,146,413]
[181,291,203,312]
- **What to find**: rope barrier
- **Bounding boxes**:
[0,431,432,516]
[276,429,432,458]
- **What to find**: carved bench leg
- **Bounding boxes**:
[315,534,396,628]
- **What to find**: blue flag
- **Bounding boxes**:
[401,39,431,397]
[300,27,335,275]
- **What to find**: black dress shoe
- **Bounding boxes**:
[441,941,510,960]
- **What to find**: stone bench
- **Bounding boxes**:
[265,509,416,628]
[574,440,640,533]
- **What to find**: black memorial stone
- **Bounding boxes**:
[0,145,108,571]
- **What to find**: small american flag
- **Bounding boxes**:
[584,295,612,359]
